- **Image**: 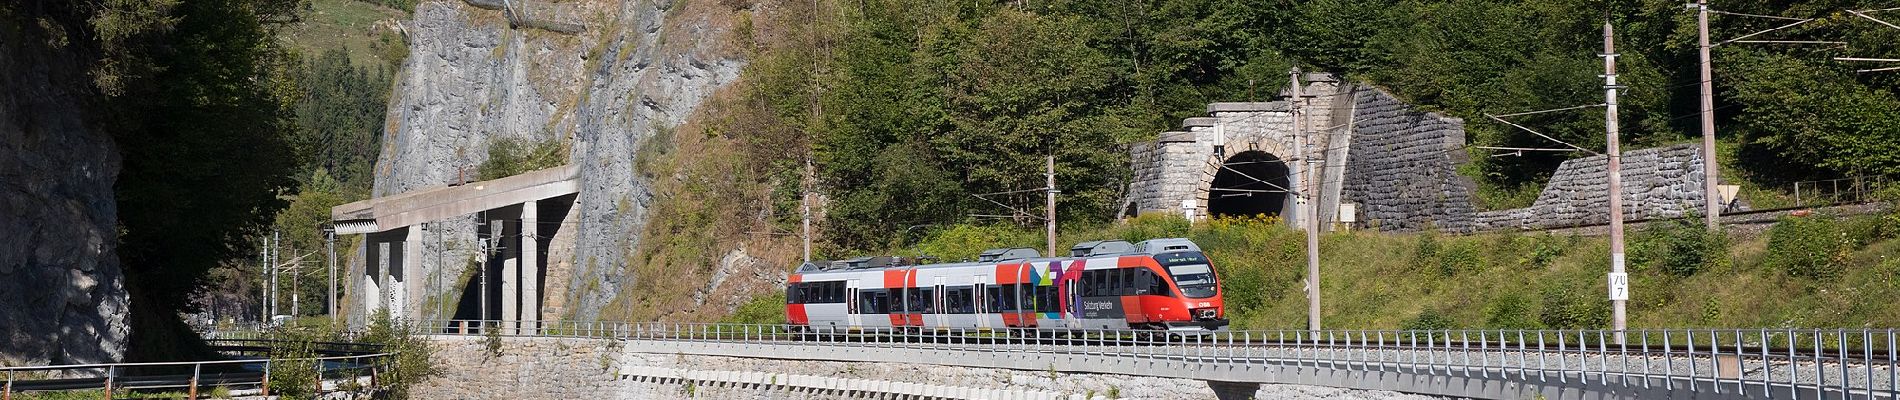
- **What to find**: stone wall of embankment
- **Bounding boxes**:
[414,336,1443,400]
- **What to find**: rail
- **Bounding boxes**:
[415,319,1898,399]
[1,341,392,399]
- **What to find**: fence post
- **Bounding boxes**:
[103,365,114,400]
[262,359,272,397]
[189,363,201,400]
[5,370,13,400]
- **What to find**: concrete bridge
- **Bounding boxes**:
[410,320,1898,400]
[331,166,579,332]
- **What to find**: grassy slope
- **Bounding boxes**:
[280,0,408,67]
[720,212,1900,329]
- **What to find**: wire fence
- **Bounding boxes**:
[0,342,390,399]
[1795,176,1891,208]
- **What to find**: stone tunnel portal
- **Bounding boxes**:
[1208,151,1292,219]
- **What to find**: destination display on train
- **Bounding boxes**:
[1155,252,1206,266]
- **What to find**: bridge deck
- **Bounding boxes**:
[330,165,578,234]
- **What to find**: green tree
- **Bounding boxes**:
[88,0,305,360]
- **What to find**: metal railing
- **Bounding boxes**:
[1,342,391,399]
[414,319,1899,399]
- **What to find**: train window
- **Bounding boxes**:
[1135,269,1170,297]
[1123,269,1139,296]
[858,289,890,314]
[906,288,933,313]
[942,286,975,314]
[1034,285,1060,313]
[988,285,1021,312]
[791,281,846,304]
[1017,284,1035,312]
[1080,270,1101,297]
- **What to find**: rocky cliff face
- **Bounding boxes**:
[370,0,744,320]
[0,16,131,365]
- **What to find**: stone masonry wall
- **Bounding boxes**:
[416,336,1443,400]
[1474,144,1707,230]
[1338,86,1478,232]
[1127,75,1701,234]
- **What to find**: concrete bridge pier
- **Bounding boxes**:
[332,166,577,329]
[361,227,413,318]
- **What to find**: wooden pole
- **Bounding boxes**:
[1045,155,1057,257]
[1698,0,1721,228]
[1605,22,1629,344]
[327,228,338,326]
[1292,68,1321,333]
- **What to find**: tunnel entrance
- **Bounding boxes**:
[1208,151,1292,219]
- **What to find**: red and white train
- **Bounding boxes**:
[785,238,1227,333]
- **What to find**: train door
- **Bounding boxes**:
[1015,265,1035,328]
[1064,276,1083,329]
[845,279,862,328]
[973,274,991,331]
[932,276,948,328]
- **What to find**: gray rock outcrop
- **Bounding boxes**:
[0,15,131,365]
[368,0,744,321]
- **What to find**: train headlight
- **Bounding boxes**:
[1192,308,1218,320]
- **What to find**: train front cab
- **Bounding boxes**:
[1143,250,1228,332]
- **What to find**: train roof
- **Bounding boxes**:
[792,237,1203,276]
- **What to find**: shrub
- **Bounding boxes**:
[264,330,323,400]
[913,224,1040,261]
[1402,310,1456,331]
[1114,213,1190,243]
[724,293,788,325]
[1436,241,1483,276]
[1630,218,1727,277]
[1876,256,1900,289]
[1521,232,1572,269]
[1767,216,1853,280]
[477,136,566,180]
[1538,281,1608,329]
[1482,291,1540,329]
[360,310,439,399]
[1410,232,1441,272]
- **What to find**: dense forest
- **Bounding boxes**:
[696,0,1900,251]
[6,0,394,359]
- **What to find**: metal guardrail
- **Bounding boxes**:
[1,341,391,399]
[412,319,1898,399]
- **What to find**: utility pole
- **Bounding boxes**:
[482,218,493,322]
[260,238,269,323]
[802,159,814,263]
[290,241,299,318]
[1604,22,1630,344]
[269,229,280,318]
[1695,0,1720,229]
[1045,155,1058,257]
[326,227,338,326]
[1292,68,1321,333]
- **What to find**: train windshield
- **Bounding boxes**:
[1156,251,1218,298]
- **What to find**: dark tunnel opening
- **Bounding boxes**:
[1207,151,1292,219]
